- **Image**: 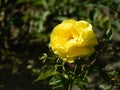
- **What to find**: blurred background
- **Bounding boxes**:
[0,0,120,90]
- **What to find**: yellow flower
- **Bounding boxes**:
[50,19,98,63]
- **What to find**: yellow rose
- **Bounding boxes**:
[50,19,98,63]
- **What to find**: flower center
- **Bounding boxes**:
[68,35,74,40]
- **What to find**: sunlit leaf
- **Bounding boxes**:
[34,66,59,82]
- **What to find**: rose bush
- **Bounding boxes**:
[50,19,98,63]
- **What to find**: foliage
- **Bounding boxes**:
[0,0,120,90]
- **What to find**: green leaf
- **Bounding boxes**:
[31,33,48,43]
[49,75,63,89]
[74,78,88,90]
[106,25,113,40]
[39,53,47,63]
[34,66,59,82]
[16,0,29,4]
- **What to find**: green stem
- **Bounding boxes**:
[68,64,78,90]
[68,81,73,90]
